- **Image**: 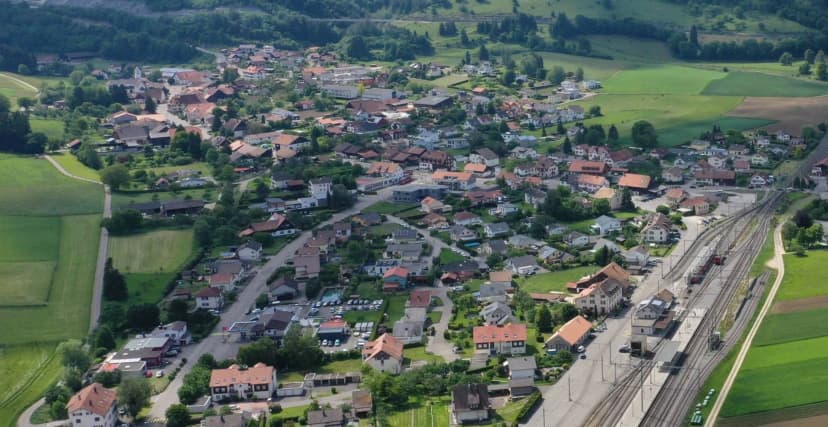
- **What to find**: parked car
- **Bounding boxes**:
[619,344,631,353]
[579,353,587,360]
[155,370,164,378]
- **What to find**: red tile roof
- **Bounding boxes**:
[209,363,275,388]
[473,323,527,344]
[66,383,116,417]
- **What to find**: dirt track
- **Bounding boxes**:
[728,96,828,135]
[771,294,828,314]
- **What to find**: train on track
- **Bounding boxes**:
[688,247,725,284]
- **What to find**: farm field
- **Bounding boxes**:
[123,273,178,305]
[0,155,102,427]
[586,36,673,63]
[48,153,101,182]
[727,96,828,135]
[774,252,828,301]
[29,118,65,141]
[516,266,596,293]
[752,308,828,346]
[0,155,102,216]
[702,72,828,97]
[108,228,195,273]
[572,94,746,146]
[602,64,725,95]
[0,73,37,108]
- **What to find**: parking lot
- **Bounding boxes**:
[312,298,384,353]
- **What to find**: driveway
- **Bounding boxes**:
[424,286,457,362]
[147,188,394,420]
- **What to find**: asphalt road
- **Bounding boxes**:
[147,188,393,420]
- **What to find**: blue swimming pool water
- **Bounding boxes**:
[320,288,342,303]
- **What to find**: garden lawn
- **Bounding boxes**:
[405,346,444,364]
[29,119,65,141]
[702,72,828,97]
[385,400,450,427]
[111,188,214,209]
[385,295,409,323]
[363,201,418,215]
[774,252,828,301]
[439,248,465,264]
[601,64,725,95]
[124,273,177,305]
[0,155,102,216]
[517,266,596,293]
[49,153,100,182]
[108,228,195,273]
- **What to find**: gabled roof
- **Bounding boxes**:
[618,173,652,190]
[383,266,409,279]
[473,323,527,344]
[408,289,431,308]
[363,333,404,361]
[196,287,222,298]
[66,383,117,417]
[547,315,591,347]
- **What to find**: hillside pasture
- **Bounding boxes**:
[0,216,60,262]
[0,155,102,216]
[0,344,62,426]
[727,96,828,135]
[0,73,37,108]
[108,228,195,273]
[702,72,828,97]
[601,64,725,95]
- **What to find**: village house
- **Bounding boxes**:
[382,266,409,292]
[566,262,630,293]
[505,255,539,276]
[454,211,482,226]
[307,408,346,427]
[680,197,710,215]
[469,148,501,168]
[481,301,514,325]
[642,213,672,243]
[431,170,475,190]
[473,323,527,355]
[545,315,592,352]
[662,167,684,183]
[196,287,223,310]
[593,187,622,210]
[618,173,652,193]
[576,174,609,193]
[593,215,622,235]
[451,383,491,425]
[573,278,624,315]
[665,188,688,208]
[66,383,118,427]
[209,363,278,402]
[484,222,511,238]
[363,333,404,374]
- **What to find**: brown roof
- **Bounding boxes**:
[363,333,404,361]
[473,323,527,344]
[209,363,275,388]
[196,287,222,298]
[408,290,431,308]
[618,173,652,190]
[66,383,117,417]
[464,163,488,173]
[489,271,513,283]
[569,160,608,174]
[665,188,686,200]
[352,390,373,411]
[577,174,608,187]
[548,315,591,346]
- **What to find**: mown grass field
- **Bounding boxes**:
[112,188,214,209]
[774,252,828,301]
[108,228,194,273]
[29,118,65,141]
[0,155,102,426]
[0,73,37,108]
[49,153,101,182]
[602,64,725,95]
[0,155,102,216]
[384,400,450,427]
[702,71,828,97]
[752,308,828,347]
[516,266,596,293]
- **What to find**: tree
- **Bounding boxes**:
[0,93,10,113]
[816,62,828,81]
[144,96,157,113]
[100,164,130,190]
[237,337,279,367]
[575,67,584,81]
[119,378,151,417]
[58,340,91,372]
[799,62,812,75]
[478,44,489,61]
[620,188,635,211]
[95,325,116,351]
[594,245,612,266]
[656,205,671,215]
[16,96,34,109]
[126,303,160,332]
[779,52,794,66]
[631,120,658,148]
[805,48,816,64]
[103,258,128,300]
[689,25,698,46]
[256,293,270,309]
[460,29,469,47]
[501,69,516,86]
[77,143,101,169]
[17,64,30,75]
[535,304,553,332]
[589,105,602,117]
[593,199,611,216]
[817,50,826,64]
[608,124,619,142]
[548,66,566,85]
[165,404,191,427]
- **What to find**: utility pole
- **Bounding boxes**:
[601,353,605,381]
[568,376,572,401]
[543,406,547,426]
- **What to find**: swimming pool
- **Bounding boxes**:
[320,288,342,303]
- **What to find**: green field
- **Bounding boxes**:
[752,308,828,347]
[385,400,450,427]
[702,71,828,97]
[721,336,828,418]
[775,252,828,301]
[517,266,596,293]
[0,73,38,108]
[112,188,214,209]
[602,64,725,95]
[385,295,409,323]
[108,229,195,273]
[363,200,418,215]
[29,119,65,141]
[49,153,101,182]
[439,248,465,264]
[124,273,178,305]
[586,36,674,63]
[657,117,775,147]
[0,156,102,426]
[0,155,102,216]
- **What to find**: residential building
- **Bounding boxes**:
[564,231,590,248]
[569,160,608,175]
[469,148,500,168]
[150,321,191,346]
[451,383,490,425]
[662,167,684,183]
[484,222,510,238]
[66,383,118,427]
[363,333,404,374]
[431,170,475,190]
[577,174,609,193]
[642,213,672,243]
[505,255,538,276]
[481,301,513,325]
[593,187,622,210]
[209,363,277,402]
[454,211,482,226]
[618,173,652,192]
[196,287,223,310]
[566,262,630,293]
[473,323,527,355]
[392,185,447,203]
[203,414,250,427]
[382,266,409,292]
[352,390,373,418]
[544,315,592,352]
[593,215,622,235]
[680,197,710,215]
[307,408,346,427]
[507,356,537,380]
[624,245,650,268]
[237,241,263,261]
[573,278,624,315]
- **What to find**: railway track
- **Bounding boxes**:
[582,193,780,427]
[640,193,781,427]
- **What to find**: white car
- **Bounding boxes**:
[577,345,585,353]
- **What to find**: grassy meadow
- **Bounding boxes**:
[0,73,38,108]
[702,71,828,97]
[108,228,195,273]
[516,266,596,293]
[49,153,101,182]
[774,252,828,301]
[112,188,214,209]
[29,118,65,141]
[0,155,102,426]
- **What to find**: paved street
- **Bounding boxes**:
[147,188,394,420]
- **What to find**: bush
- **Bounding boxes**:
[516,391,542,422]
